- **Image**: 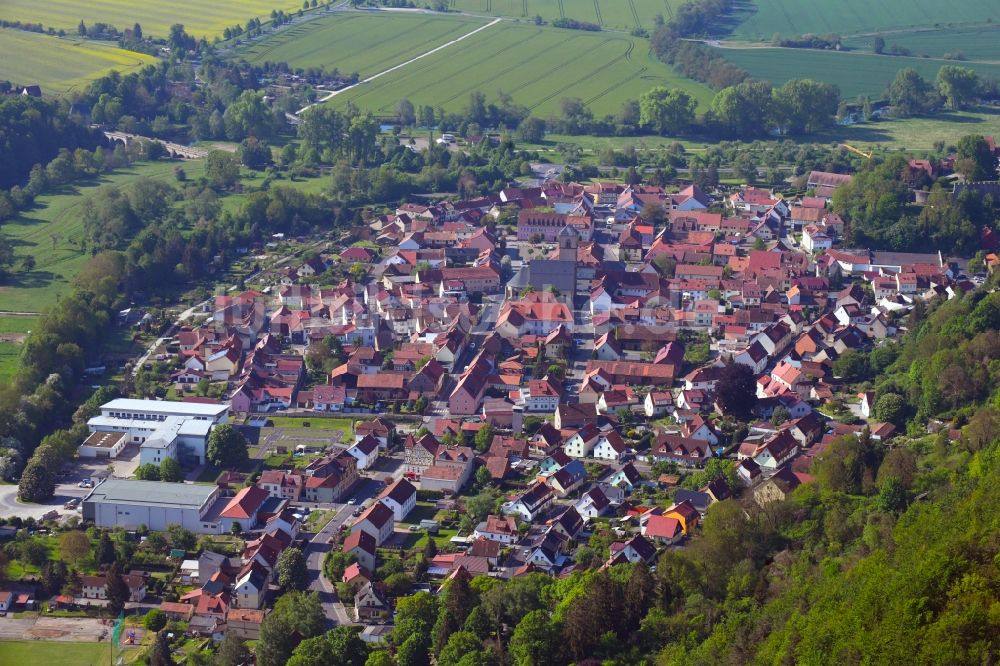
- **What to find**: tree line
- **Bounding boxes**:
[831,139,998,255]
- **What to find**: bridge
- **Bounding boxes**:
[103,131,208,160]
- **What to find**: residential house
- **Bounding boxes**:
[643,514,683,545]
[607,534,657,565]
[355,582,390,623]
[378,478,417,521]
[352,502,395,547]
[664,500,700,535]
[608,462,643,491]
[342,530,378,572]
[346,435,381,471]
[575,486,611,521]
[754,466,811,505]
[546,460,587,497]
[563,424,601,458]
[474,515,519,544]
[592,431,628,462]
[502,483,555,522]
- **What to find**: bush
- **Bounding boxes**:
[144,609,167,631]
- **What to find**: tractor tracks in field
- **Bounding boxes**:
[296,17,502,114]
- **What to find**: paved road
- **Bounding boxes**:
[0,483,89,520]
[303,477,385,626]
[305,502,356,626]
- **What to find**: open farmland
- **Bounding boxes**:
[0,29,155,96]
[324,22,713,117]
[0,160,187,315]
[234,12,489,78]
[448,0,686,31]
[728,0,1000,42]
[0,0,305,39]
[713,47,1000,100]
[842,26,1000,62]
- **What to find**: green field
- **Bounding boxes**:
[448,0,685,30]
[0,160,187,314]
[0,640,138,666]
[324,21,713,117]
[0,0,307,39]
[0,29,156,95]
[234,12,489,78]
[842,26,1000,61]
[729,0,1000,42]
[714,47,1000,100]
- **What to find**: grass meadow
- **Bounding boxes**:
[322,21,713,117]
[0,160,185,314]
[713,47,1000,100]
[728,0,1000,42]
[0,0,306,39]
[0,29,155,96]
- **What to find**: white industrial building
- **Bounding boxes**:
[82,479,229,534]
[86,399,229,465]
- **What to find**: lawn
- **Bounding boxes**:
[713,46,1000,100]
[0,29,155,96]
[0,160,189,314]
[0,640,131,666]
[232,12,489,79]
[266,416,354,437]
[0,342,21,383]
[325,22,713,117]
[0,0,309,39]
[727,0,1000,42]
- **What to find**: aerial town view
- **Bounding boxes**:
[0,0,999,664]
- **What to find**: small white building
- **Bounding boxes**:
[378,478,417,522]
[78,431,128,459]
[346,435,381,471]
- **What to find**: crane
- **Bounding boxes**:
[840,143,873,159]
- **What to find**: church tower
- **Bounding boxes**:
[557,224,579,261]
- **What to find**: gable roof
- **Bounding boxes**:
[220,486,270,520]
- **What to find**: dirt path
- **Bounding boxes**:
[296,16,503,115]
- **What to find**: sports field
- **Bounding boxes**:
[0,640,133,666]
[448,0,686,31]
[714,47,1000,100]
[234,12,489,78]
[324,22,713,117]
[0,29,156,96]
[0,0,305,39]
[0,160,186,315]
[729,0,1000,42]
